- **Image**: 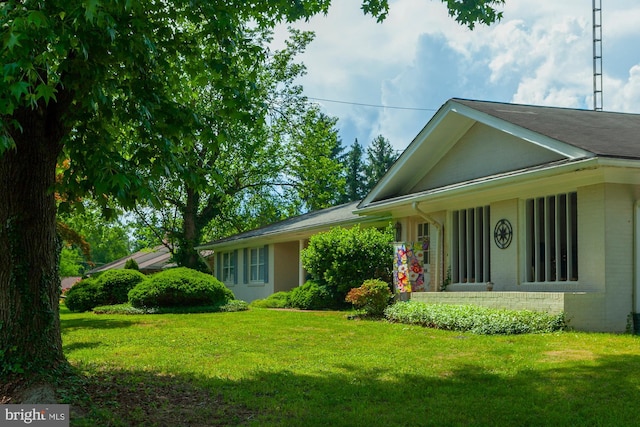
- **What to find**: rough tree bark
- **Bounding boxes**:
[180,187,204,271]
[0,102,67,375]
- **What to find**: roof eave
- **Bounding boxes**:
[196,213,391,251]
[358,157,603,215]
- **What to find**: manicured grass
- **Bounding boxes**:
[60,305,640,426]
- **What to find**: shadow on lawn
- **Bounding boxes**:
[70,353,640,427]
[61,316,136,331]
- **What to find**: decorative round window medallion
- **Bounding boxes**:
[494,219,513,249]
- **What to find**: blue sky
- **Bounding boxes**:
[274,0,640,151]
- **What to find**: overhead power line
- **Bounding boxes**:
[307,96,438,112]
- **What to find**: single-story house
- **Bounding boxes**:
[61,276,82,291]
[87,244,174,275]
[200,98,640,332]
[196,201,390,303]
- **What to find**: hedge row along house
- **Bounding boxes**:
[198,98,640,332]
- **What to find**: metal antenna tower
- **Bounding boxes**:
[593,0,603,111]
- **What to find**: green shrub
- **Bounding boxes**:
[345,279,392,317]
[92,303,150,315]
[217,300,249,312]
[288,281,334,310]
[128,267,234,308]
[301,225,393,299]
[64,269,147,311]
[384,301,566,335]
[98,269,147,305]
[124,258,139,270]
[64,278,103,312]
[250,292,291,308]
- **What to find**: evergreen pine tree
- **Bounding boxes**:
[364,135,398,191]
[341,139,366,202]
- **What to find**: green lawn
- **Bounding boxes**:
[61,306,640,426]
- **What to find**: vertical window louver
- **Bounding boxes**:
[526,192,578,282]
[452,206,490,284]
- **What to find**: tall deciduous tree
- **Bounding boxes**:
[133,29,316,270]
[286,107,346,212]
[0,0,504,380]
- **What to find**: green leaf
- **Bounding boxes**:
[27,10,48,28]
[83,0,101,22]
[35,84,58,105]
[9,81,30,100]
[4,31,22,51]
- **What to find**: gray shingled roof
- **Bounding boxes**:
[454,98,640,159]
[198,201,386,248]
[88,245,173,274]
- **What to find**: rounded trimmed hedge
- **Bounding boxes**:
[128,267,234,308]
[64,278,102,312]
[64,269,146,312]
[288,281,334,310]
[98,269,147,305]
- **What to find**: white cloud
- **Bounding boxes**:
[607,64,640,113]
[272,0,640,149]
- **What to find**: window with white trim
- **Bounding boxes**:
[222,252,236,283]
[525,192,578,282]
[452,206,490,284]
[417,223,430,263]
[250,247,266,282]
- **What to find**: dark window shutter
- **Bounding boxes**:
[216,252,222,281]
[233,250,238,284]
[244,248,249,284]
[263,245,269,283]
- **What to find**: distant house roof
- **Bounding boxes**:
[197,201,390,250]
[88,245,174,274]
[61,276,81,290]
[453,98,640,159]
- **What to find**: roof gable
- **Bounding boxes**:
[361,98,640,207]
[409,121,564,194]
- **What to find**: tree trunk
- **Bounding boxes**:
[176,186,206,271]
[0,107,65,377]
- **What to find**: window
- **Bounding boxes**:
[244,245,269,284]
[452,206,490,284]
[417,223,430,263]
[525,192,578,282]
[250,247,266,282]
[221,252,236,283]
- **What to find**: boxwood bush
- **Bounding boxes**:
[384,301,566,335]
[64,278,103,312]
[288,281,334,310]
[128,267,234,308]
[250,291,291,309]
[98,269,147,305]
[64,269,146,312]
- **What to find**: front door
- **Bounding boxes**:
[417,223,431,290]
